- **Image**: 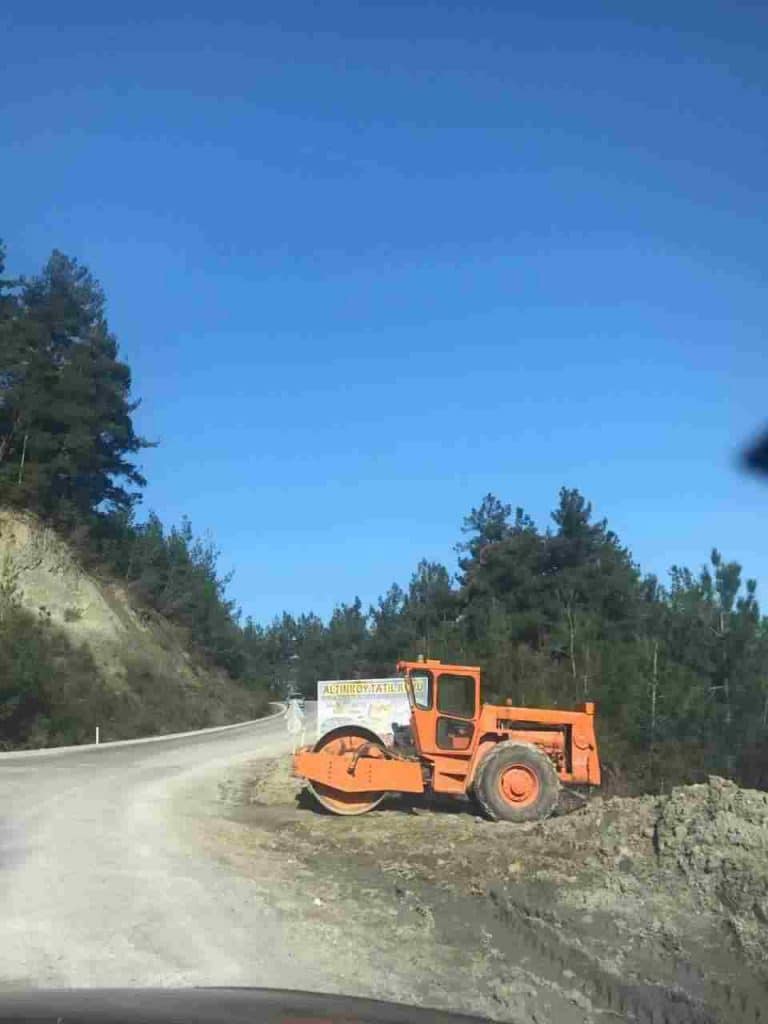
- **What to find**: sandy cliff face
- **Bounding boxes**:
[0,508,261,743]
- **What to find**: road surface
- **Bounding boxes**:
[0,705,322,991]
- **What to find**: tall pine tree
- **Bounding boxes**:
[0,249,150,521]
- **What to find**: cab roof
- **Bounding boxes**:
[397,659,481,674]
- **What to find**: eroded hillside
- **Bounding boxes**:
[0,508,267,748]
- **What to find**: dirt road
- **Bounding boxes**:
[4,713,767,1022]
[0,707,330,992]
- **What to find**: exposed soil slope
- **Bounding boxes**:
[0,508,263,746]
[203,757,768,1023]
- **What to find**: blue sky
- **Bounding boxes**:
[2,1,766,621]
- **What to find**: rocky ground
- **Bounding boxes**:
[191,757,768,1023]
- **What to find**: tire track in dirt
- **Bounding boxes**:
[486,890,720,1024]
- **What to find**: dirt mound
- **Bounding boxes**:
[656,775,768,951]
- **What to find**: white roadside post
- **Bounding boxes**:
[285,699,304,753]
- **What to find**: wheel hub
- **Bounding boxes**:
[499,764,539,806]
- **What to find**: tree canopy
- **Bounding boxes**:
[0,247,149,521]
[243,490,768,791]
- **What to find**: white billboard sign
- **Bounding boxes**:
[316,677,411,742]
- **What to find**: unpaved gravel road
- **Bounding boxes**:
[5,710,767,1023]
[0,706,334,993]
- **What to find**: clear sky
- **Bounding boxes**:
[2,1,766,622]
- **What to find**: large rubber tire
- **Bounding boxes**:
[306,726,387,816]
[475,742,560,823]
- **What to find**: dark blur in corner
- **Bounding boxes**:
[745,428,768,476]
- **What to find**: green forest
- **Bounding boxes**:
[1,241,767,791]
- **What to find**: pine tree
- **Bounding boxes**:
[405,560,458,658]
[368,584,411,673]
[0,249,150,520]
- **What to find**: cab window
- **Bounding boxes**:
[409,671,432,709]
[436,673,476,718]
[436,718,474,751]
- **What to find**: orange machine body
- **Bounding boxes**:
[293,660,600,812]
[397,659,600,794]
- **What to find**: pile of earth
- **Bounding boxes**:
[203,761,768,1023]
[655,776,768,956]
